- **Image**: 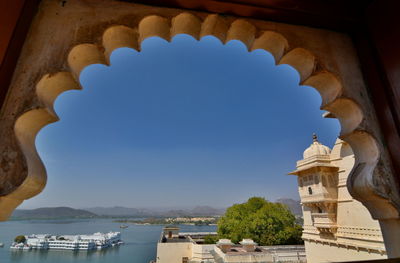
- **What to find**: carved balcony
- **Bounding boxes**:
[312,213,337,233]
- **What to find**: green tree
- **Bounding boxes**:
[217,197,303,245]
[203,235,219,244]
[14,235,26,244]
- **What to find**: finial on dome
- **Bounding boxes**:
[313,133,318,142]
[302,133,331,159]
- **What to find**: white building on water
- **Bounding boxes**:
[11,232,122,251]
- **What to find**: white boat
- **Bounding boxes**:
[22,245,31,250]
[10,243,24,250]
[10,243,31,250]
[0,243,4,247]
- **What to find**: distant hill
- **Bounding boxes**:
[85,206,226,217]
[11,205,226,219]
[276,198,302,216]
[12,207,97,219]
[85,206,152,217]
[190,206,225,216]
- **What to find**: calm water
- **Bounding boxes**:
[0,219,216,263]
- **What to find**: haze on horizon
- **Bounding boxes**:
[22,35,340,209]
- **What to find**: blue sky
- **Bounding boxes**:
[22,35,340,209]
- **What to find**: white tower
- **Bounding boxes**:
[289,134,339,234]
[289,135,386,262]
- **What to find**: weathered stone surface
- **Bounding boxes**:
[0,3,399,255]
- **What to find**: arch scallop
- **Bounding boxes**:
[5,12,400,255]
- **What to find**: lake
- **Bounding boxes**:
[0,219,217,263]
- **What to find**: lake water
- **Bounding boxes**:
[0,219,217,263]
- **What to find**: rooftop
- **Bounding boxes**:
[160,235,190,243]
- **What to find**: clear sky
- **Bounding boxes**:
[22,35,340,209]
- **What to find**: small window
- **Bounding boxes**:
[314,175,319,184]
[299,178,303,187]
[322,176,327,186]
[328,175,336,187]
[317,207,322,213]
[182,257,189,263]
[308,187,313,195]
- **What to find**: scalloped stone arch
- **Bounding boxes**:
[5,11,400,255]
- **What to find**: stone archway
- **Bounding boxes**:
[0,1,399,256]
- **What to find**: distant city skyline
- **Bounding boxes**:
[22,35,340,209]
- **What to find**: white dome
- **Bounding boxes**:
[303,134,331,159]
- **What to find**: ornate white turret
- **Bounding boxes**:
[288,135,386,261]
[289,134,339,234]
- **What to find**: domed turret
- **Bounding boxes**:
[303,133,331,159]
[289,134,339,235]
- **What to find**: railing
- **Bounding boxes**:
[262,245,306,263]
[191,243,215,261]
[297,154,331,167]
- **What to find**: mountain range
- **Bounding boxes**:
[276,198,302,215]
[84,205,226,217]
[11,199,301,219]
[12,207,97,219]
[11,205,226,219]
[84,206,152,217]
